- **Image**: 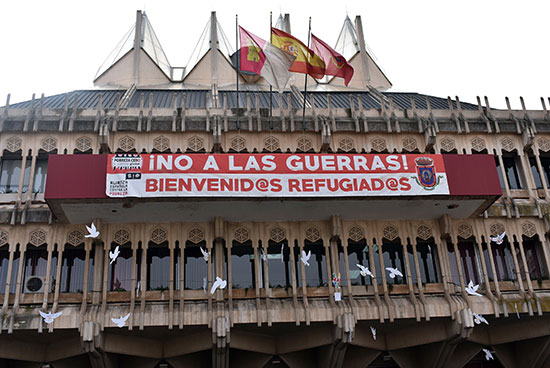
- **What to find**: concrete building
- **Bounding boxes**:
[0,10,549,368]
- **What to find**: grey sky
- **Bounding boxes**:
[1,0,548,109]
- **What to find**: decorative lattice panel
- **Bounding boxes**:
[471,137,486,152]
[6,136,22,152]
[457,223,473,239]
[402,137,418,152]
[119,136,135,152]
[153,136,170,152]
[270,226,286,243]
[234,227,250,243]
[67,230,84,246]
[264,136,280,152]
[537,137,550,152]
[114,229,130,245]
[417,225,433,241]
[41,137,57,152]
[151,228,167,244]
[75,136,92,152]
[230,136,246,152]
[188,136,204,152]
[490,223,505,237]
[0,231,8,246]
[371,137,386,152]
[305,227,321,242]
[349,226,365,242]
[383,225,398,241]
[501,137,515,152]
[297,137,313,152]
[338,137,354,152]
[521,222,537,238]
[29,229,46,246]
[440,137,456,152]
[188,228,205,244]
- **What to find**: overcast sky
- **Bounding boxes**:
[1,0,549,109]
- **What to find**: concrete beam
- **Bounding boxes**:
[102,332,163,359]
[341,345,380,368]
[163,331,212,357]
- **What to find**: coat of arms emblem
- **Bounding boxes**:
[412,157,443,190]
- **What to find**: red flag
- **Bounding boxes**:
[310,34,354,86]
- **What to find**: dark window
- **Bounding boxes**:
[344,240,372,286]
[267,240,291,288]
[108,245,135,291]
[447,242,461,286]
[0,158,30,194]
[147,243,170,290]
[298,240,326,287]
[415,240,440,283]
[458,241,479,284]
[382,240,406,284]
[184,242,208,290]
[231,241,255,289]
[520,238,544,280]
[0,246,10,293]
[489,240,515,281]
[538,156,550,188]
[32,158,48,193]
[60,247,86,293]
[23,246,57,290]
[502,156,523,189]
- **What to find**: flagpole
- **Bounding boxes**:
[236,14,240,131]
[302,17,311,132]
[269,11,273,131]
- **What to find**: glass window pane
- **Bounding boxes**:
[303,241,326,287]
[33,159,48,193]
[268,240,291,288]
[108,247,133,291]
[231,242,255,289]
[382,241,406,285]
[147,244,170,290]
[529,157,543,189]
[0,247,10,293]
[0,159,22,194]
[184,243,208,290]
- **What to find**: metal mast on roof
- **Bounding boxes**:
[235,14,240,131]
[302,17,312,132]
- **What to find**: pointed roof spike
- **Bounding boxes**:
[94,10,172,87]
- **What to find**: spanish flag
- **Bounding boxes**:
[271,27,326,80]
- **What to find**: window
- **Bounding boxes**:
[520,238,545,280]
[345,240,372,286]
[184,242,208,290]
[0,246,9,293]
[60,247,87,293]
[147,243,170,291]
[108,245,135,291]
[267,240,291,288]
[298,240,326,287]
[458,240,479,284]
[533,156,550,188]
[23,246,57,290]
[32,158,48,193]
[502,156,524,189]
[488,240,515,281]
[231,241,255,289]
[0,158,30,194]
[414,240,440,284]
[382,240,406,284]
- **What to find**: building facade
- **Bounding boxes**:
[0,10,549,368]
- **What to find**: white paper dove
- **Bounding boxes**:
[300,250,311,266]
[109,245,120,264]
[483,348,494,361]
[357,264,374,278]
[111,313,131,328]
[210,276,227,295]
[472,312,489,325]
[85,222,100,238]
[39,310,62,324]
[386,267,403,279]
[200,246,209,262]
[370,326,376,340]
[490,231,505,245]
[465,280,482,296]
